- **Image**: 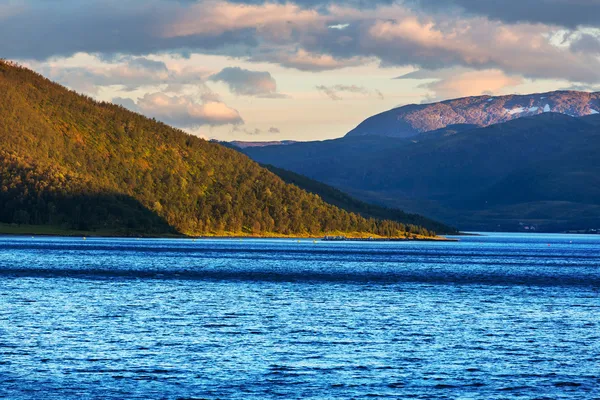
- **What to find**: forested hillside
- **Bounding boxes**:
[0,60,436,237]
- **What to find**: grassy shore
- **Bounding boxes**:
[0,223,451,241]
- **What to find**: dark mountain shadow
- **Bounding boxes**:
[221,142,456,233]
[262,164,457,234]
[244,113,600,232]
[1,191,178,236]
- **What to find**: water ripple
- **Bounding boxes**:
[0,233,599,399]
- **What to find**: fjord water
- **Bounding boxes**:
[1,234,599,399]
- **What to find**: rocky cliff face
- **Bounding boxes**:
[346,91,600,138]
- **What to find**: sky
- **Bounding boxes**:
[2,0,600,141]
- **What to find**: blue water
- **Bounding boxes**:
[1,233,599,399]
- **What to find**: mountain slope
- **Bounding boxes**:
[262,165,456,234]
[347,91,600,138]
[218,141,456,233]
[245,112,600,232]
[0,60,436,238]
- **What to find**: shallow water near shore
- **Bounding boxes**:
[1,233,599,399]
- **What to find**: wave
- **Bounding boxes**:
[1,266,599,287]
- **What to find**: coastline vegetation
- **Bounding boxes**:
[0,223,444,240]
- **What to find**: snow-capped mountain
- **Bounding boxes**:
[346,91,600,138]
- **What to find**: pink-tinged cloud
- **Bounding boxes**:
[162,1,325,39]
[260,49,365,72]
[362,13,600,82]
[130,93,243,127]
[399,69,524,101]
[4,1,600,84]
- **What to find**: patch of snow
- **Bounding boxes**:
[543,104,551,112]
[591,109,599,115]
[506,107,525,115]
[487,98,494,102]
[540,96,546,99]
[528,107,539,112]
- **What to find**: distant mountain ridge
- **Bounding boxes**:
[228,140,298,149]
[346,91,600,138]
[244,112,600,232]
[261,165,456,234]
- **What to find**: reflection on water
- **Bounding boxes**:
[1,233,599,399]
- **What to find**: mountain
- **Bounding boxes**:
[347,91,600,138]
[262,165,456,234]
[0,60,439,238]
[582,114,600,127]
[229,140,298,149]
[245,112,600,232]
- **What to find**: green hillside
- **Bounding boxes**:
[0,60,437,238]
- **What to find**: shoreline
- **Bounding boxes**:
[0,233,458,242]
[0,224,457,241]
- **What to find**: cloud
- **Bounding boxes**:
[570,33,600,55]
[29,56,208,93]
[560,83,600,92]
[231,126,262,135]
[208,67,285,97]
[255,49,365,71]
[316,84,384,100]
[114,93,243,128]
[410,0,600,28]
[112,97,138,110]
[357,13,600,83]
[250,3,600,82]
[0,3,25,19]
[2,1,600,85]
[231,125,282,135]
[0,1,263,60]
[243,128,262,135]
[397,68,524,101]
[200,91,223,102]
[162,1,324,39]
[127,57,169,72]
